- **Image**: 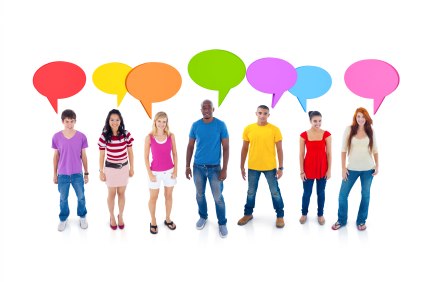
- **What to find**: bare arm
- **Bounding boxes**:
[325,135,332,180]
[128,146,134,177]
[99,150,106,181]
[299,137,306,181]
[341,152,348,180]
[81,149,89,184]
[219,138,229,181]
[171,134,178,178]
[185,138,195,179]
[240,140,249,180]
[144,135,156,182]
[276,140,283,179]
[53,149,59,184]
[372,153,379,176]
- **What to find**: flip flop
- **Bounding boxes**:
[357,223,367,231]
[150,223,158,234]
[164,220,176,230]
[331,221,342,230]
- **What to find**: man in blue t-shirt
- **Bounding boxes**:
[186,100,229,238]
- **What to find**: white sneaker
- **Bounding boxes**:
[80,217,88,229]
[58,220,67,232]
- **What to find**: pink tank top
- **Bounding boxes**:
[150,135,174,171]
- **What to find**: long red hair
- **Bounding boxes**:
[347,107,374,153]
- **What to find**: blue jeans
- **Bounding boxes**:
[302,177,327,216]
[58,173,87,221]
[337,169,374,225]
[244,169,284,218]
[193,164,227,225]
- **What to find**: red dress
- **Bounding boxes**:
[301,131,331,179]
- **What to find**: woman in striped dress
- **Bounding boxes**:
[99,109,134,230]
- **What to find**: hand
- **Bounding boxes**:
[53,175,58,184]
[185,168,192,180]
[300,172,306,181]
[325,170,331,180]
[241,167,246,180]
[342,168,349,181]
[149,173,157,182]
[129,168,134,177]
[276,169,283,180]
[171,170,177,179]
[372,166,379,176]
[84,175,89,184]
[218,169,227,181]
[100,172,106,182]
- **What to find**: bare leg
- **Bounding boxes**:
[164,186,174,222]
[107,187,117,226]
[149,189,160,226]
[117,186,126,225]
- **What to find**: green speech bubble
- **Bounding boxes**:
[188,49,246,106]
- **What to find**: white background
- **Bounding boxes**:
[1,1,424,281]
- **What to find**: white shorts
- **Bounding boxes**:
[148,168,177,189]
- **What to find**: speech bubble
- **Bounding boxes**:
[288,66,332,112]
[188,49,246,106]
[246,58,297,108]
[126,62,182,119]
[33,61,86,113]
[344,59,399,114]
[92,62,132,106]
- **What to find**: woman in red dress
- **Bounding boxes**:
[299,111,332,225]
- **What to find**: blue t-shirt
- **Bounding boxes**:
[189,118,229,165]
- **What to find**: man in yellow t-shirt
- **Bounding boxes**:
[238,105,285,228]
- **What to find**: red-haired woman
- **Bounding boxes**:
[332,107,379,231]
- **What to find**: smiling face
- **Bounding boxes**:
[201,100,214,120]
[256,107,270,124]
[109,114,121,132]
[155,117,167,131]
[310,115,322,129]
[62,118,76,130]
[356,112,366,127]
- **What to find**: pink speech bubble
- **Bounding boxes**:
[344,59,399,114]
[33,61,86,113]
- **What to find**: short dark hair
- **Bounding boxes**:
[308,111,322,120]
[257,105,269,111]
[61,109,76,121]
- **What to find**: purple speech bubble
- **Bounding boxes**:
[246,58,297,108]
[344,59,399,114]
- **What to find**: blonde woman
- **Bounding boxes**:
[144,112,178,234]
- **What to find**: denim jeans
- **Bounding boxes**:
[337,169,374,225]
[244,169,284,218]
[58,173,87,221]
[193,164,227,225]
[302,177,327,216]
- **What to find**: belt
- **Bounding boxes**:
[105,160,128,169]
[194,164,220,168]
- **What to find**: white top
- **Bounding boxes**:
[341,126,378,171]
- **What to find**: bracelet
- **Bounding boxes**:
[84,172,89,176]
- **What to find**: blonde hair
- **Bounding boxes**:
[151,111,171,136]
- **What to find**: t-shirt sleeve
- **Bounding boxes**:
[189,123,196,139]
[125,131,134,147]
[81,133,88,149]
[300,131,307,140]
[221,121,229,139]
[274,127,283,143]
[324,131,331,139]
[341,126,350,152]
[242,126,249,142]
[52,134,58,149]
[372,129,378,154]
[98,133,106,150]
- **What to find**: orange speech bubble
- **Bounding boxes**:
[125,62,182,118]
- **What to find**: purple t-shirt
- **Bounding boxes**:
[52,130,88,175]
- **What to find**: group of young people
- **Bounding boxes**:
[52,100,379,238]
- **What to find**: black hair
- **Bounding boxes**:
[258,105,269,111]
[102,109,126,143]
[308,111,322,121]
[61,109,76,121]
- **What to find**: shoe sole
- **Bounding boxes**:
[196,221,207,230]
[58,222,67,232]
[237,216,253,226]
[219,232,228,238]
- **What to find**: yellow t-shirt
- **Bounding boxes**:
[243,123,282,171]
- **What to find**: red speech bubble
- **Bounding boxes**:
[33,61,86,113]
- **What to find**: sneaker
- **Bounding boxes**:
[80,217,88,229]
[219,224,228,238]
[58,220,67,232]
[196,218,207,230]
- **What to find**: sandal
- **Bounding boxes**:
[331,221,342,230]
[164,220,177,230]
[150,223,158,234]
[357,223,367,231]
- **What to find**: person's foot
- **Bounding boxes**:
[237,215,253,226]
[164,220,176,230]
[331,221,343,230]
[219,224,228,238]
[110,216,117,230]
[357,223,367,231]
[150,223,158,234]
[276,217,285,228]
[196,218,207,230]
[299,215,307,224]
[58,220,67,232]
[318,216,325,225]
[79,217,88,229]
[117,215,125,229]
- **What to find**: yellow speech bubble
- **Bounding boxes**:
[92,62,132,106]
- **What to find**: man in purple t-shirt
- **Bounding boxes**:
[52,109,89,232]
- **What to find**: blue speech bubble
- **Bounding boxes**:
[288,66,332,112]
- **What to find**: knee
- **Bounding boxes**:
[164,192,173,201]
